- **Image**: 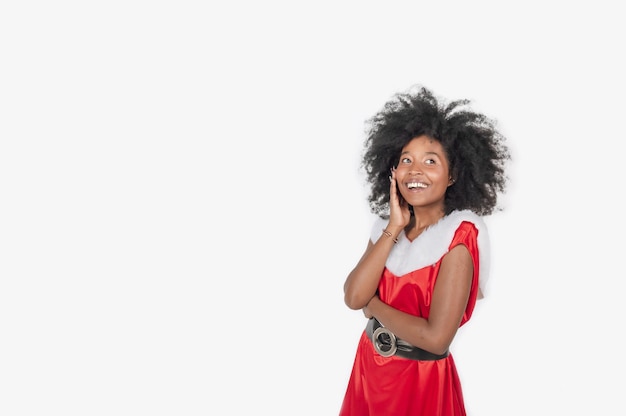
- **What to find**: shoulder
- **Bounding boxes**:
[443,210,487,234]
[418,210,487,247]
[444,211,491,297]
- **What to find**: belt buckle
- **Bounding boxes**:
[372,326,397,357]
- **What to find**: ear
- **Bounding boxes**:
[448,177,455,186]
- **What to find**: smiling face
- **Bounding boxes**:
[395,135,452,211]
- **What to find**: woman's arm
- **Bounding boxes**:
[364,244,473,355]
[344,168,410,310]
[343,227,400,310]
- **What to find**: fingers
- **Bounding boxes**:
[389,167,410,226]
[389,167,397,199]
[389,167,404,206]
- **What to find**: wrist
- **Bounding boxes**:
[381,228,400,243]
[384,223,403,235]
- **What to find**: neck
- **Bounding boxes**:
[405,207,446,240]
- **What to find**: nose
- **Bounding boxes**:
[408,163,423,175]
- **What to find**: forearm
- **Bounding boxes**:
[343,227,402,309]
[366,296,452,355]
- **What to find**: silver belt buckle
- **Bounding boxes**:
[372,326,397,357]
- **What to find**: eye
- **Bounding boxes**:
[400,157,411,164]
[424,158,436,165]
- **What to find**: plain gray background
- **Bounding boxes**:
[2,1,624,415]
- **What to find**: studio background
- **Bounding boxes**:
[1,1,624,415]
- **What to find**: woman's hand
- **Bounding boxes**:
[389,167,411,229]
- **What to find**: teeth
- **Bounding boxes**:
[407,182,427,189]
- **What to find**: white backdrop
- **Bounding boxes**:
[2,1,625,415]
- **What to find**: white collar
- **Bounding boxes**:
[370,210,491,297]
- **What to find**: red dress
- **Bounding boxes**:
[339,211,488,416]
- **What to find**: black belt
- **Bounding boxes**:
[365,318,449,361]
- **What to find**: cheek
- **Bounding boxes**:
[394,165,410,176]
[433,172,451,187]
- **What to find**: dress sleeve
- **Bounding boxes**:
[449,221,482,324]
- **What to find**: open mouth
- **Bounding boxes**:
[407,182,428,189]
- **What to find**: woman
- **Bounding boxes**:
[340,85,510,415]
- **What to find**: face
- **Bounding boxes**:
[395,135,452,210]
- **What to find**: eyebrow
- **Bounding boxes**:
[400,150,440,157]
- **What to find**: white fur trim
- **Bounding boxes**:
[370,210,491,296]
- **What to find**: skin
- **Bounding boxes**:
[343,135,474,355]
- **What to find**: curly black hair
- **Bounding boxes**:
[361,85,510,218]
